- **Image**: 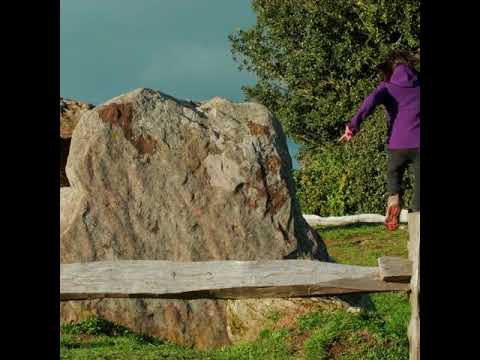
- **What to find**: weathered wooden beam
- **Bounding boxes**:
[303,210,408,227]
[408,212,420,360]
[60,259,410,301]
[378,256,412,283]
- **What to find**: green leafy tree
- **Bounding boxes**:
[229,0,419,215]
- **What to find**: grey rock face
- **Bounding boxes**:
[60,88,329,348]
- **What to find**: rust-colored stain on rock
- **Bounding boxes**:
[270,187,288,214]
[266,155,281,174]
[136,135,156,155]
[245,180,286,214]
[247,198,258,209]
[247,121,270,137]
[98,102,157,155]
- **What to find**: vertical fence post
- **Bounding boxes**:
[408,212,420,360]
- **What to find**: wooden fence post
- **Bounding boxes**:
[408,212,420,360]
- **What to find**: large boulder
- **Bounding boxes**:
[60,97,94,187]
[60,88,330,348]
[225,297,352,343]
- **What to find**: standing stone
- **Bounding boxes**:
[60,97,94,187]
[60,88,329,348]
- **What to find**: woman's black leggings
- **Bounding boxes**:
[387,149,420,211]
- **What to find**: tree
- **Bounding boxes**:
[229,0,420,215]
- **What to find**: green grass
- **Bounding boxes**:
[60,224,410,359]
[61,325,292,360]
[320,223,409,266]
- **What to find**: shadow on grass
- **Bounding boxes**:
[62,334,164,350]
[325,254,378,312]
[338,293,377,312]
[61,317,165,349]
[62,340,114,350]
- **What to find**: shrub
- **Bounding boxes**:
[294,112,414,216]
[229,0,419,216]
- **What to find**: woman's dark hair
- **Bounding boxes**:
[376,49,420,82]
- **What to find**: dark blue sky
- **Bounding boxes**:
[61,0,300,168]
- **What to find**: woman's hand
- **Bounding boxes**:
[338,125,353,142]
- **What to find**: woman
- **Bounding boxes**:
[339,50,420,230]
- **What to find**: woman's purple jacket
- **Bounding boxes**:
[348,64,420,149]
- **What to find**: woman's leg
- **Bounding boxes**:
[387,150,409,198]
[386,150,409,230]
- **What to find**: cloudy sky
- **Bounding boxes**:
[60,0,300,168]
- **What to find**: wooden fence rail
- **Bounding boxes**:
[60,212,420,359]
[60,257,411,301]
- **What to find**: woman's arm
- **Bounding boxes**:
[348,83,386,134]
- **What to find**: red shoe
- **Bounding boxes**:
[384,194,401,231]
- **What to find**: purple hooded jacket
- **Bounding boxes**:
[348,64,420,149]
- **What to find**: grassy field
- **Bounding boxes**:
[60,224,410,359]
